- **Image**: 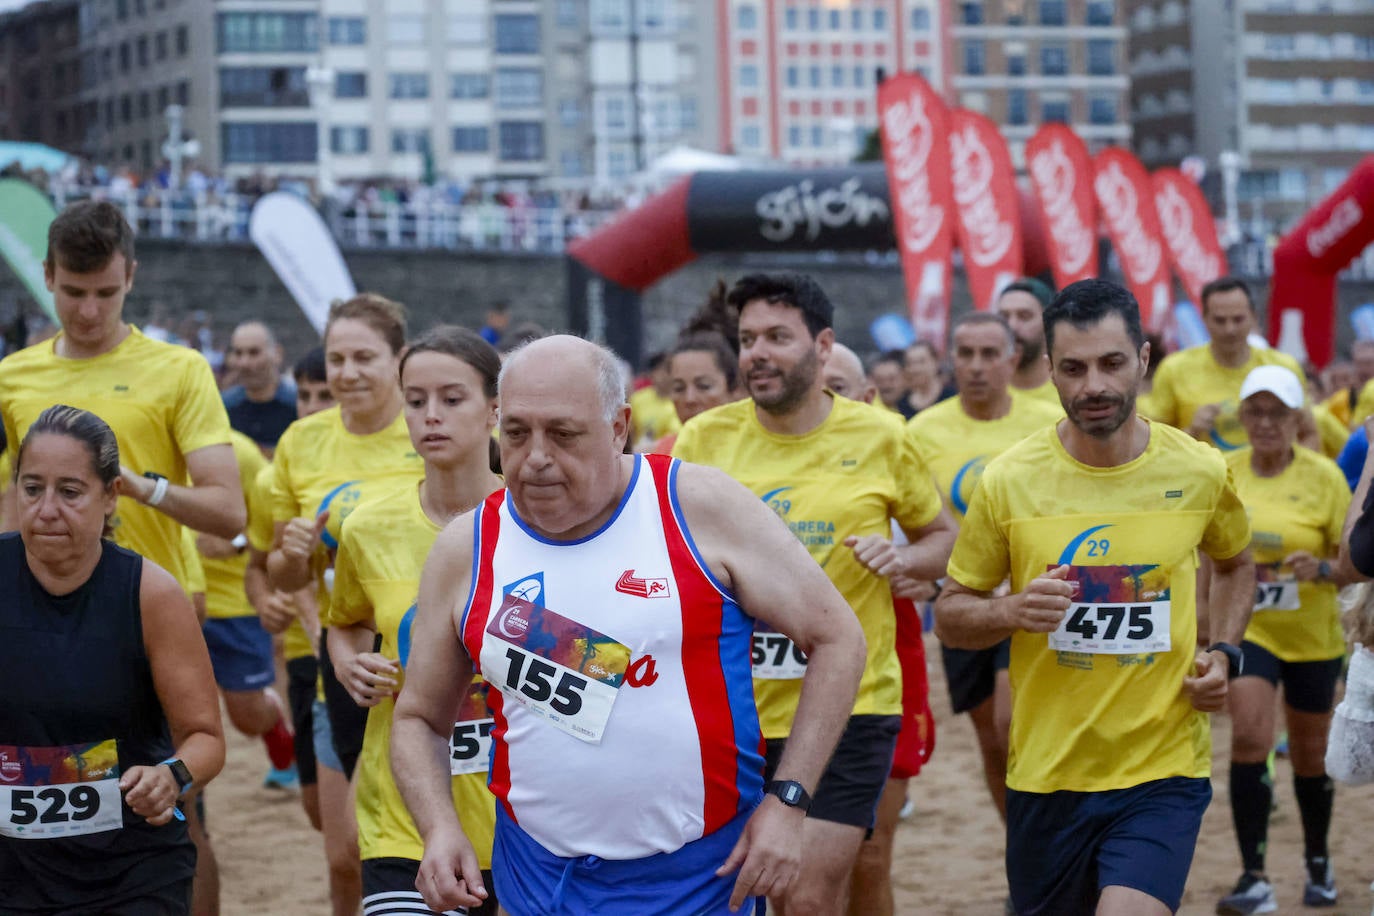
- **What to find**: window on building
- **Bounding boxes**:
[558,98,583,127]
[964,40,986,75]
[331,125,369,154]
[495,68,542,107]
[831,65,844,87]
[334,71,367,99]
[1008,48,1026,75]
[452,126,490,152]
[809,65,821,87]
[873,7,888,28]
[220,67,309,107]
[556,0,580,28]
[1041,44,1068,75]
[961,2,984,25]
[911,7,931,29]
[786,65,799,88]
[1089,93,1117,124]
[389,73,430,99]
[788,125,802,147]
[451,73,490,99]
[810,125,824,146]
[591,0,628,30]
[328,17,366,45]
[389,15,424,43]
[851,7,864,29]
[607,148,631,178]
[176,24,188,55]
[1008,89,1028,124]
[176,81,188,105]
[120,95,131,122]
[449,14,487,43]
[741,124,761,148]
[1086,0,1114,25]
[1042,97,1070,122]
[738,4,757,28]
[136,37,148,67]
[739,64,759,88]
[680,97,698,130]
[217,13,319,53]
[155,31,167,59]
[156,86,168,110]
[784,7,799,29]
[603,95,628,130]
[828,8,841,29]
[138,92,149,118]
[391,128,431,154]
[559,150,587,176]
[499,121,544,160]
[494,14,540,53]
[1087,39,1115,75]
[115,0,126,20]
[804,6,820,29]
[221,122,317,162]
[1039,0,1066,25]
[1262,33,1295,56]
[119,42,129,72]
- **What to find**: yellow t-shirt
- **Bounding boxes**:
[907,393,1064,520]
[1016,378,1063,409]
[946,421,1251,793]
[329,485,496,866]
[1145,344,1304,451]
[201,431,267,620]
[1226,446,1348,662]
[673,395,944,737]
[270,406,425,623]
[0,327,232,587]
[248,461,313,662]
[629,386,681,446]
[1323,386,1356,429]
[1352,379,1374,428]
[1312,403,1350,460]
[180,526,205,597]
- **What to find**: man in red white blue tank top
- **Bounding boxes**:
[392,335,867,916]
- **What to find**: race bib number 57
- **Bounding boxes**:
[0,739,123,839]
[450,681,495,776]
[1047,564,1173,655]
[482,595,633,744]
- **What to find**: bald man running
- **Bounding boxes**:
[393,335,866,915]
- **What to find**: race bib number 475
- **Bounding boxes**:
[0,739,123,839]
[1047,564,1173,655]
[483,595,632,744]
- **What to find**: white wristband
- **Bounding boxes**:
[147,475,170,507]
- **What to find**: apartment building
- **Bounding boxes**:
[0,0,85,152]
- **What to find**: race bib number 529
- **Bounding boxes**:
[1046,564,1173,655]
[0,739,123,839]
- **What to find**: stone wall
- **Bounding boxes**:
[1,239,1370,368]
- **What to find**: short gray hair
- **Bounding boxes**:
[498,336,629,424]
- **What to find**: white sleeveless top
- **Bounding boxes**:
[460,454,764,859]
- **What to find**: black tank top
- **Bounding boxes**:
[0,533,194,912]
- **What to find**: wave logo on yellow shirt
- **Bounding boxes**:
[760,486,837,556]
[1208,400,1245,451]
[950,455,989,516]
[1056,524,1116,565]
[317,479,362,549]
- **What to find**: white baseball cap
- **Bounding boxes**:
[1239,365,1304,409]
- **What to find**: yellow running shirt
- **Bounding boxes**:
[330,485,497,866]
[248,462,313,662]
[629,386,681,446]
[907,392,1063,520]
[1226,446,1348,662]
[1146,344,1304,451]
[673,395,944,738]
[0,327,232,587]
[1016,378,1063,409]
[946,421,1251,793]
[270,406,424,621]
[201,431,268,620]
[180,526,205,598]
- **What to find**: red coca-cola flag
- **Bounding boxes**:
[877,72,955,347]
[1025,123,1098,289]
[1151,168,1226,304]
[947,108,1023,311]
[1092,147,1172,331]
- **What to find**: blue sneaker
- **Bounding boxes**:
[1217,872,1277,915]
[1302,857,1338,907]
[263,764,299,791]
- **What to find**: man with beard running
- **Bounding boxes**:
[993,278,1062,409]
[936,279,1255,916]
[675,273,956,913]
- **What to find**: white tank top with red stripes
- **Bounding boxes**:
[460,453,764,860]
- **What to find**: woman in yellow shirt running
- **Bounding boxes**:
[327,326,504,916]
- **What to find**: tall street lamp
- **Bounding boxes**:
[306,64,336,198]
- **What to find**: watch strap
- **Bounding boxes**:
[160,757,194,795]
[763,779,812,813]
[1205,642,1243,680]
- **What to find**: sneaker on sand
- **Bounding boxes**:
[1302,857,1338,908]
[1217,873,1277,915]
[263,764,299,791]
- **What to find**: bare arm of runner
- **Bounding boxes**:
[935,564,1076,650]
[119,443,245,539]
[673,463,866,912]
[843,506,957,581]
[328,623,399,709]
[121,560,226,825]
[1185,547,1255,713]
[266,513,329,593]
[391,516,487,914]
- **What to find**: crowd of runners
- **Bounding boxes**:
[1,198,1373,916]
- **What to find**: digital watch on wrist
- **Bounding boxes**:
[1206,642,1244,680]
[763,779,812,813]
[160,758,194,795]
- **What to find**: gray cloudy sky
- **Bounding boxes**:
[0,0,33,11]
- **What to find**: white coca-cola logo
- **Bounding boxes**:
[1155,180,1220,286]
[1094,160,1162,282]
[881,89,945,255]
[1028,140,1094,275]
[949,123,1014,268]
[755,177,889,243]
[1306,197,1362,259]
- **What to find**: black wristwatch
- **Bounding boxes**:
[160,758,194,795]
[763,779,812,813]
[1206,642,1244,680]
